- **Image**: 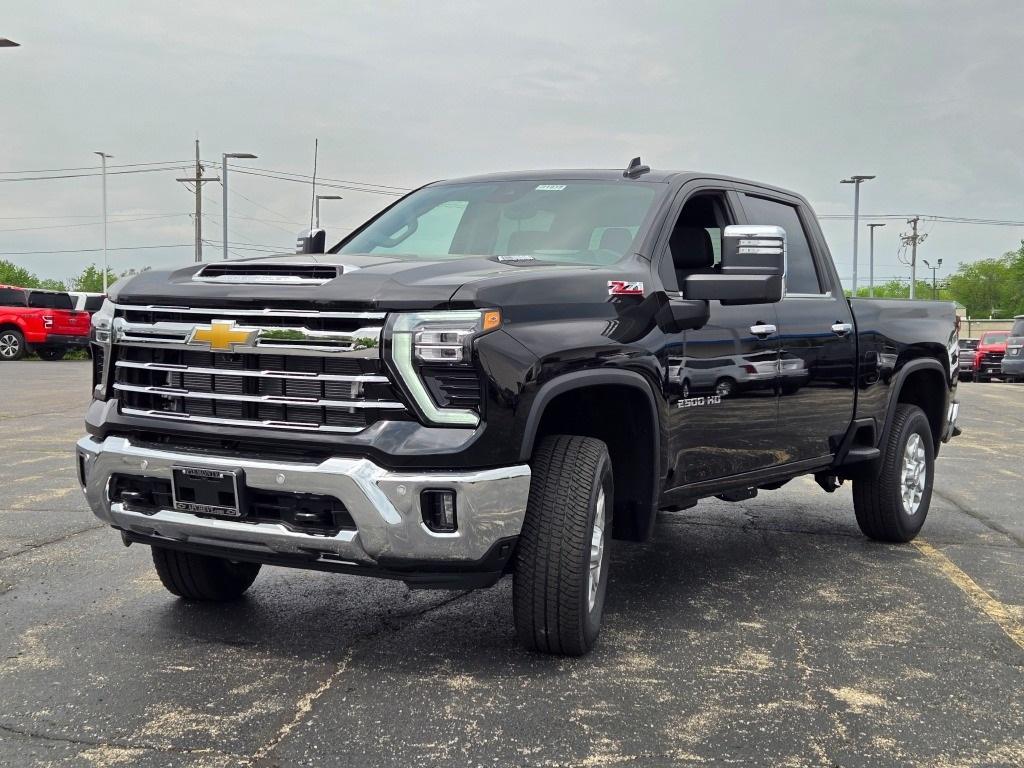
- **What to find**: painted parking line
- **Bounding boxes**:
[913,539,1024,652]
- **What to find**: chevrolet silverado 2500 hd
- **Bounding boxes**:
[77,164,960,655]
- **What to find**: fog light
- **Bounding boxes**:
[421,490,457,532]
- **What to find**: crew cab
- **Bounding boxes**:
[0,285,91,361]
[972,330,1009,382]
[1000,316,1024,382]
[77,164,960,655]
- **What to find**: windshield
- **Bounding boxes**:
[338,180,661,265]
[982,332,1009,345]
[1011,319,1024,337]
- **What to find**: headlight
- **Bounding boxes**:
[387,309,501,426]
[90,299,115,399]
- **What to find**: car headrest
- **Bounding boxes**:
[598,227,634,255]
[670,227,714,271]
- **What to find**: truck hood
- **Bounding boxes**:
[111,252,619,311]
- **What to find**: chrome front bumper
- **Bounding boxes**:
[76,435,530,567]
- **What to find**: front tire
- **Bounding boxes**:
[0,329,25,361]
[151,547,260,601]
[852,404,934,543]
[715,377,736,397]
[514,435,613,656]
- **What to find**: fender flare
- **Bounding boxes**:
[518,368,663,541]
[879,357,948,448]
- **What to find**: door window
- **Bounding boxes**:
[741,195,823,295]
[661,192,734,290]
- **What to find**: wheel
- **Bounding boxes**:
[973,371,987,383]
[0,329,25,361]
[151,546,261,601]
[852,404,934,543]
[35,347,66,361]
[714,377,735,397]
[681,379,691,399]
[513,435,613,656]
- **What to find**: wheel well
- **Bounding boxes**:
[895,368,946,450]
[532,384,657,542]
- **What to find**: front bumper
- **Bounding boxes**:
[76,435,530,586]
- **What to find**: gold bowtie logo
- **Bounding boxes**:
[187,320,258,352]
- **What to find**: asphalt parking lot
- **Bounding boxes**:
[0,361,1021,767]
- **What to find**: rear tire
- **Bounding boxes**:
[0,329,25,361]
[513,435,613,656]
[151,547,260,601]
[35,347,67,361]
[852,404,934,543]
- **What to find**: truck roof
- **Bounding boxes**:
[431,168,805,201]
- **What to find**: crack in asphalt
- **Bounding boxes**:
[931,487,1024,548]
[0,524,104,565]
[0,721,244,760]
[246,588,474,766]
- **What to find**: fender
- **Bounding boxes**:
[879,357,948,449]
[518,367,663,541]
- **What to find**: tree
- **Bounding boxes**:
[946,254,1016,317]
[71,264,120,293]
[0,260,42,288]
[849,280,947,300]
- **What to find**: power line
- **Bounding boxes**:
[0,159,191,175]
[0,165,191,183]
[218,163,411,192]
[0,244,192,256]
[0,213,189,233]
[226,167,405,196]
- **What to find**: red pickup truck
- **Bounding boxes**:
[0,285,92,361]
[972,330,1009,382]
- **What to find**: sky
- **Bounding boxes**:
[2,1,1023,287]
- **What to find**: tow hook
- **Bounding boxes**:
[814,472,843,493]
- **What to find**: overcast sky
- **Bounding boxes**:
[2,1,1023,285]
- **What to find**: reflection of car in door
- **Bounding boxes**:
[677,354,775,398]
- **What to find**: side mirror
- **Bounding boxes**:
[296,228,327,254]
[682,225,785,304]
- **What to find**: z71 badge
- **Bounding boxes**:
[608,280,644,296]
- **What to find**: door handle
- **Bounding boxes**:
[831,322,853,336]
[749,323,777,337]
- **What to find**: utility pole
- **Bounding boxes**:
[867,223,885,297]
[840,175,875,294]
[900,216,928,299]
[93,152,113,292]
[176,140,219,262]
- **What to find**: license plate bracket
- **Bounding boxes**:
[171,466,244,518]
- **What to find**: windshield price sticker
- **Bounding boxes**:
[535,184,567,191]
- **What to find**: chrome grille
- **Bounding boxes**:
[110,304,406,434]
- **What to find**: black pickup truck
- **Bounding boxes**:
[77,162,960,655]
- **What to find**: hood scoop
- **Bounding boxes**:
[192,263,340,285]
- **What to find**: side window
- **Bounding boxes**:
[740,195,823,294]
[661,191,734,291]
[0,288,27,307]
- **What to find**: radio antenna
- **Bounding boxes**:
[308,137,319,233]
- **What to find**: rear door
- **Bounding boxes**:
[736,190,856,464]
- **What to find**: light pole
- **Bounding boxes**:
[315,195,342,229]
[867,223,885,297]
[94,152,113,293]
[923,258,943,299]
[221,152,258,259]
[840,175,876,294]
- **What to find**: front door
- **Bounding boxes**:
[659,187,782,487]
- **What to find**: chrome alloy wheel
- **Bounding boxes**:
[900,433,927,515]
[0,332,20,360]
[588,487,606,612]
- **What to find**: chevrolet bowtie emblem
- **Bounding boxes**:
[187,320,259,352]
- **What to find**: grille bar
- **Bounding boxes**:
[113,382,403,409]
[114,303,384,320]
[113,318,381,354]
[120,408,368,434]
[115,359,388,384]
